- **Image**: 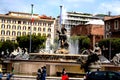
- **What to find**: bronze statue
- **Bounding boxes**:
[57,24,69,49]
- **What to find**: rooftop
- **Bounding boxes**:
[86,20,104,25]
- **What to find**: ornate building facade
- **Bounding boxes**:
[0,11,56,44]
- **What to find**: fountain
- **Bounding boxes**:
[69,39,79,54]
[55,24,69,54]
[112,53,120,66]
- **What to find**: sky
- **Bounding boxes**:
[0,0,120,18]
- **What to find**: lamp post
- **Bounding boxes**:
[29,4,34,53]
[60,5,62,28]
[109,32,111,60]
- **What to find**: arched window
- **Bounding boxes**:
[34,27,36,31]
[43,33,46,36]
[22,32,26,36]
[12,25,16,29]
[17,31,21,36]
[23,26,26,30]
[12,31,16,36]
[48,28,51,32]
[1,30,5,35]
[1,37,5,42]
[43,28,46,32]
[6,37,10,41]
[12,38,16,42]
[38,27,41,31]
[6,31,10,35]
[7,25,11,29]
[28,32,30,35]
[33,33,36,35]
[38,33,41,36]
[47,34,51,38]
[17,25,21,30]
[1,24,5,29]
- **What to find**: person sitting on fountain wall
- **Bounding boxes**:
[93,43,101,56]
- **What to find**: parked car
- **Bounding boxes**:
[84,71,120,80]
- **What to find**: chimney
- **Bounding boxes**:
[108,11,111,16]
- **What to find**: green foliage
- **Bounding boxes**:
[78,36,91,52]
[16,35,46,53]
[70,36,80,41]
[0,41,18,56]
[99,38,110,48]
[99,38,120,58]
[70,36,90,53]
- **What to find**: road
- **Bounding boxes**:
[2,75,84,80]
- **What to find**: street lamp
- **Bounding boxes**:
[60,5,62,28]
[29,4,34,53]
[109,32,111,60]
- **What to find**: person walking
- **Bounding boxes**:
[41,66,47,80]
[0,71,3,80]
[61,68,69,80]
[6,72,13,80]
[37,69,41,80]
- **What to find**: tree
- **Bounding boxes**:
[0,41,18,57]
[99,38,120,59]
[16,35,46,53]
[70,36,91,53]
[78,36,91,53]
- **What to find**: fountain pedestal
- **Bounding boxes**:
[89,61,101,71]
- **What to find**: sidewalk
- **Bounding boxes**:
[2,74,84,80]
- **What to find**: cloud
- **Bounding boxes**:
[0,0,31,13]
[97,1,120,15]
[66,0,95,3]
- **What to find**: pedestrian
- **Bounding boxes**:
[61,68,69,80]
[37,69,41,80]
[62,68,66,75]
[0,71,3,80]
[6,72,13,80]
[41,66,47,80]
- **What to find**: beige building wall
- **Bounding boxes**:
[0,11,56,45]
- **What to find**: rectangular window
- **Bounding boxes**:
[23,21,26,24]
[2,19,5,23]
[114,20,119,30]
[18,21,21,24]
[43,28,46,32]
[12,20,16,24]
[34,27,36,31]
[105,22,110,31]
[7,19,11,23]
[28,26,31,30]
